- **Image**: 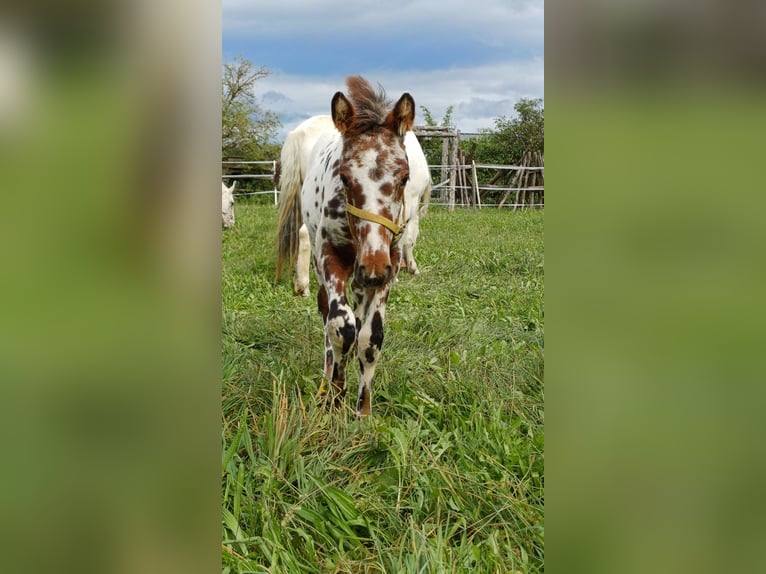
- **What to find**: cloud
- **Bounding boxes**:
[223,0,543,58]
[224,0,544,139]
[261,90,291,103]
[255,58,543,139]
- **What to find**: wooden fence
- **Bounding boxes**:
[220,159,544,210]
[427,162,544,210]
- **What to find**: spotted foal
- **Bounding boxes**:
[276,76,414,416]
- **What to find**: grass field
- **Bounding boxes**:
[222,201,544,573]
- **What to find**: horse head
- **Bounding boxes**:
[331,76,414,289]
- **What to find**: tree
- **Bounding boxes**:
[468,98,544,167]
[494,97,544,159]
[420,105,454,129]
[418,104,455,168]
[222,57,281,161]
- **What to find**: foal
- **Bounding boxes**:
[277,76,414,416]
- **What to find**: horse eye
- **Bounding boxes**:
[340,175,349,187]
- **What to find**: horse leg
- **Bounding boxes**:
[404,216,420,275]
[406,247,420,275]
[402,241,418,275]
[316,274,356,410]
[325,295,356,408]
[353,244,400,416]
[316,285,343,407]
[351,279,393,418]
[294,224,311,297]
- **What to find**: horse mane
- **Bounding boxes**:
[344,76,392,136]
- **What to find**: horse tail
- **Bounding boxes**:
[418,178,431,218]
[275,127,305,281]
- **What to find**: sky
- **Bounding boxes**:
[222,0,544,141]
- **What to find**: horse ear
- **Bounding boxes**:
[331,91,354,134]
[231,181,237,192]
[387,93,415,137]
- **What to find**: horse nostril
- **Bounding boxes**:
[356,264,394,288]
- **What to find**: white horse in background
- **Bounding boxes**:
[222,180,236,228]
[276,114,430,296]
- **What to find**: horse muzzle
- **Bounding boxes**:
[354,262,393,288]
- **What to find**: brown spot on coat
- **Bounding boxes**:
[369,166,383,181]
[317,286,329,321]
[370,311,384,351]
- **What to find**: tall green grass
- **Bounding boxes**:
[222,202,544,573]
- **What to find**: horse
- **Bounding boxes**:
[275,113,430,297]
[222,180,236,228]
[275,76,416,417]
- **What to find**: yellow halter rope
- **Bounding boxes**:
[345,192,406,241]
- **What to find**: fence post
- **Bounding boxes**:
[440,140,448,205]
[471,161,481,209]
[272,160,278,205]
[448,135,458,212]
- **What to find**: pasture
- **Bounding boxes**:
[222,201,544,573]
